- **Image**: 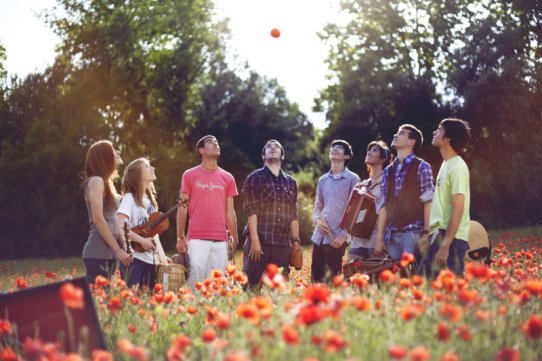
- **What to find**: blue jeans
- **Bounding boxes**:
[418,229,469,278]
[83,258,116,285]
[122,258,157,290]
[386,231,420,260]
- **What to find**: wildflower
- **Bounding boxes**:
[399,304,425,321]
[210,269,224,279]
[91,350,113,361]
[0,319,12,336]
[399,278,412,289]
[303,283,330,304]
[201,328,217,343]
[439,304,462,323]
[409,346,430,361]
[411,275,424,287]
[437,322,450,342]
[388,345,407,359]
[94,275,109,288]
[466,263,491,278]
[494,347,519,361]
[107,296,122,315]
[456,324,471,342]
[401,253,415,268]
[216,312,231,330]
[186,306,198,315]
[59,282,85,309]
[349,273,369,288]
[44,271,57,280]
[441,351,459,361]
[128,325,137,333]
[322,330,347,352]
[352,297,372,311]
[524,279,542,297]
[236,303,259,325]
[224,351,251,361]
[166,334,191,361]
[16,276,28,289]
[457,288,479,306]
[282,325,300,344]
[1,347,20,361]
[380,269,398,283]
[522,314,542,340]
[296,304,327,326]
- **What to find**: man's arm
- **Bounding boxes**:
[225,197,238,250]
[176,192,189,253]
[243,174,263,261]
[435,194,465,266]
[375,206,387,256]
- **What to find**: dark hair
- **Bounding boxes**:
[331,139,353,166]
[261,139,285,157]
[196,135,216,152]
[440,118,471,154]
[400,124,423,152]
[366,140,393,177]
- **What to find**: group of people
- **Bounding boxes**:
[82,117,471,290]
[311,119,471,281]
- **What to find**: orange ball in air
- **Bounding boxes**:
[270,28,281,38]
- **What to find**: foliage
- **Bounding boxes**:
[317,0,542,227]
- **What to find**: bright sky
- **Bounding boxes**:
[0,0,347,129]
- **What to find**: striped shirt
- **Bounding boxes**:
[380,153,434,241]
[311,168,360,245]
[243,166,298,247]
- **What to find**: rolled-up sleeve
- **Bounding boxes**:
[418,162,434,203]
[242,174,260,217]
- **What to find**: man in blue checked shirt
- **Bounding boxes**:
[311,140,360,283]
[242,140,300,290]
[375,124,434,261]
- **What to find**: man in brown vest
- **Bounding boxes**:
[375,124,434,260]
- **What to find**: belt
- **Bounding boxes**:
[206,239,225,243]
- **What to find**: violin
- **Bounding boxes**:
[131,200,186,253]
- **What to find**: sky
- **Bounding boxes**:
[0,0,347,129]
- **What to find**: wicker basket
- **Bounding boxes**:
[157,264,186,292]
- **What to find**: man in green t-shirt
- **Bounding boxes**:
[424,118,471,277]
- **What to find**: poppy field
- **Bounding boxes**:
[1,229,541,361]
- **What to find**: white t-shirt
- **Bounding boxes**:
[117,193,157,264]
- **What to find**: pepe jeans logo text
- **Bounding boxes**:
[196,181,225,191]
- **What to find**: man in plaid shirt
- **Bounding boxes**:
[375,124,434,261]
[242,140,300,290]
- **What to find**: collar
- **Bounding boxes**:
[326,167,350,180]
[394,153,416,168]
[263,165,284,178]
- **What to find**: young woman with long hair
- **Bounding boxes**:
[117,157,170,289]
[82,140,132,284]
[348,140,393,261]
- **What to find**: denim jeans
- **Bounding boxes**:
[83,258,116,285]
[418,229,469,278]
[122,258,157,290]
[385,231,420,260]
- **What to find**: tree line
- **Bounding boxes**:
[0,0,540,259]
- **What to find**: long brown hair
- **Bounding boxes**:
[84,140,119,210]
[121,158,158,209]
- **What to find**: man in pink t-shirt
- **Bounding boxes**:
[176,135,238,289]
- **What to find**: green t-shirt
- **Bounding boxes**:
[429,155,471,241]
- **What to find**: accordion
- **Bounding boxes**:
[340,188,378,239]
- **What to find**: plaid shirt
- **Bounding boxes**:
[243,166,298,247]
[380,153,434,241]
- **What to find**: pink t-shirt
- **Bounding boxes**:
[181,166,238,241]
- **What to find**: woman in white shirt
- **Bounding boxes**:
[117,158,169,289]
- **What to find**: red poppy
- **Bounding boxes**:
[441,351,459,361]
[401,253,415,267]
[0,320,12,337]
[494,347,520,361]
[94,275,110,288]
[437,322,450,342]
[296,304,326,326]
[303,283,330,304]
[388,345,407,359]
[16,276,28,289]
[522,314,542,340]
[439,304,463,323]
[201,328,217,343]
[282,325,300,344]
[59,282,85,309]
[408,346,430,361]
